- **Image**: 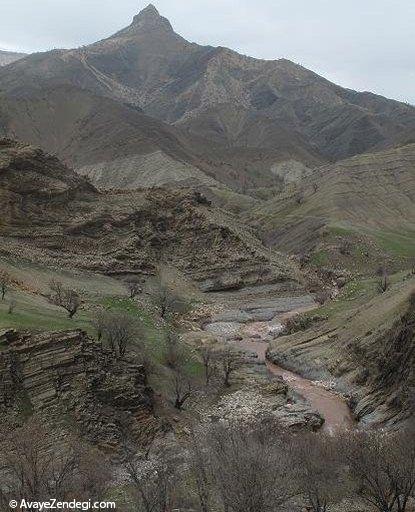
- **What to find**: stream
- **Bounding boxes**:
[238,338,354,432]
[203,290,355,432]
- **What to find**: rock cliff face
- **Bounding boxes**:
[0,329,157,449]
[352,292,415,426]
[0,139,299,292]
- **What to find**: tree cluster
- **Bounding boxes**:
[119,421,415,512]
[0,420,111,508]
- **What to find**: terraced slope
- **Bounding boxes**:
[0,139,299,292]
[249,143,415,271]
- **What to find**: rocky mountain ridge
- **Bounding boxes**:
[0,4,414,194]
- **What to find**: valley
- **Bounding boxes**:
[0,3,414,510]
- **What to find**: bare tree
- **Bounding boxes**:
[217,346,246,387]
[122,445,183,512]
[102,312,138,358]
[340,428,415,512]
[148,277,189,320]
[49,280,81,318]
[206,421,296,512]
[90,308,107,341]
[0,270,11,301]
[171,366,196,410]
[292,432,348,512]
[126,276,143,299]
[0,419,111,503]
[163,328,179,369]
[197,340,218,386]
[188,431,213,512]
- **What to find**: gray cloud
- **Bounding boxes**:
[1,0,414,104]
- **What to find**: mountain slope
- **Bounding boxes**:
[1,4,414,165]
[0,83,323,197]
[0,85,220,190]
[248,142,415,271]
[0,50,27,67]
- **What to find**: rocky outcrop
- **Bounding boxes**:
[0,329,158,449]
[0,140,299,291]
[352,292,415,427]
[205,383,323,432]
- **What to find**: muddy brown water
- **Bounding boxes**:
[238,339,355,432]
[204,296,355,431]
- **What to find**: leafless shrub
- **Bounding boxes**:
[0,270,11,301]
[49,279,81,318]
[90,308,107,341]
[204,421,296,512]
[147,277,189,320]
[197,340,218,386]
[164,329,182,369]
[339,427,415,512]
[291,432,349,512]
[122,444,183,512]
[126,276,143,299]
[216,345,247,387]
[187,431,213,512]
[315,290,330,305]
[101,312,138,358]
[0,419,111,503]
[172,367,196,410]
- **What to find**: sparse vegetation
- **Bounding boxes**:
[0,419,111,503]
[147,277,189,320]
[125,276,143,298]
[196,339,218,386]
[340,427,415,512]
[49,279,81,319]
[100,311,140,358]
[217,345,247,387]
[0,269,11,301]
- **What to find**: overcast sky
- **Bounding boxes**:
[1,0,414,104]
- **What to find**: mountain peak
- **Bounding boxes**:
[131,4,173,32]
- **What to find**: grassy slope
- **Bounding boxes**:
[0,256,204,397]
[268,270,415,423]
[248,143,415,273]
